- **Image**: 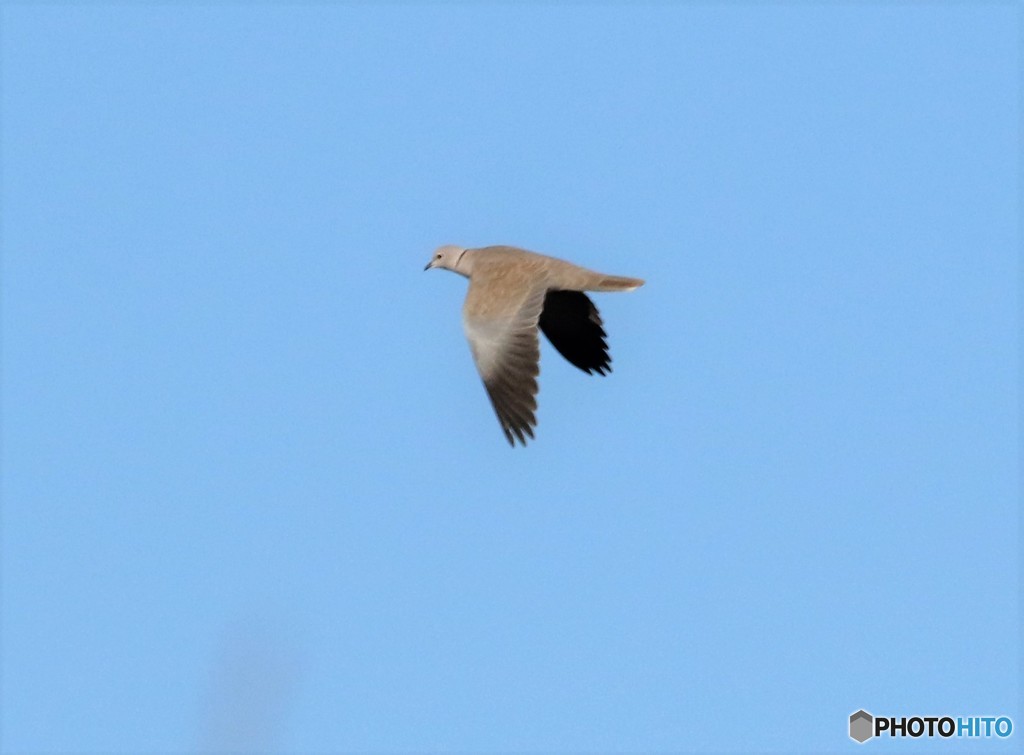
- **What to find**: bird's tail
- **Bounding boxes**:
[590,274,645,292]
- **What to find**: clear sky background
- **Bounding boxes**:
[1,3,1018,753]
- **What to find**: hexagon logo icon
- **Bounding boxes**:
[850,710,874,743]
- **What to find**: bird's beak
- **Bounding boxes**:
[424,261,433,271]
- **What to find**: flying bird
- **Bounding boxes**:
[425,244,644,446]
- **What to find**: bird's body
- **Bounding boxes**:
[425,244,644,446]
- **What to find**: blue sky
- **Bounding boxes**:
[1,3,1018,753]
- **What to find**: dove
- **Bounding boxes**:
[425,244,644,446]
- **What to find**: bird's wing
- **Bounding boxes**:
[462,269,547,446]
[539,290,611,375]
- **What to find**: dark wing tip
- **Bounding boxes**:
[483,362,539,448]
[539,290,613,375]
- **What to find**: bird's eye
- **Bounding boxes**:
[436,253,442,259]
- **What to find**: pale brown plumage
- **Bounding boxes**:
[425,244,644,446]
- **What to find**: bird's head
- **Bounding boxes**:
[424,245,469,275]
